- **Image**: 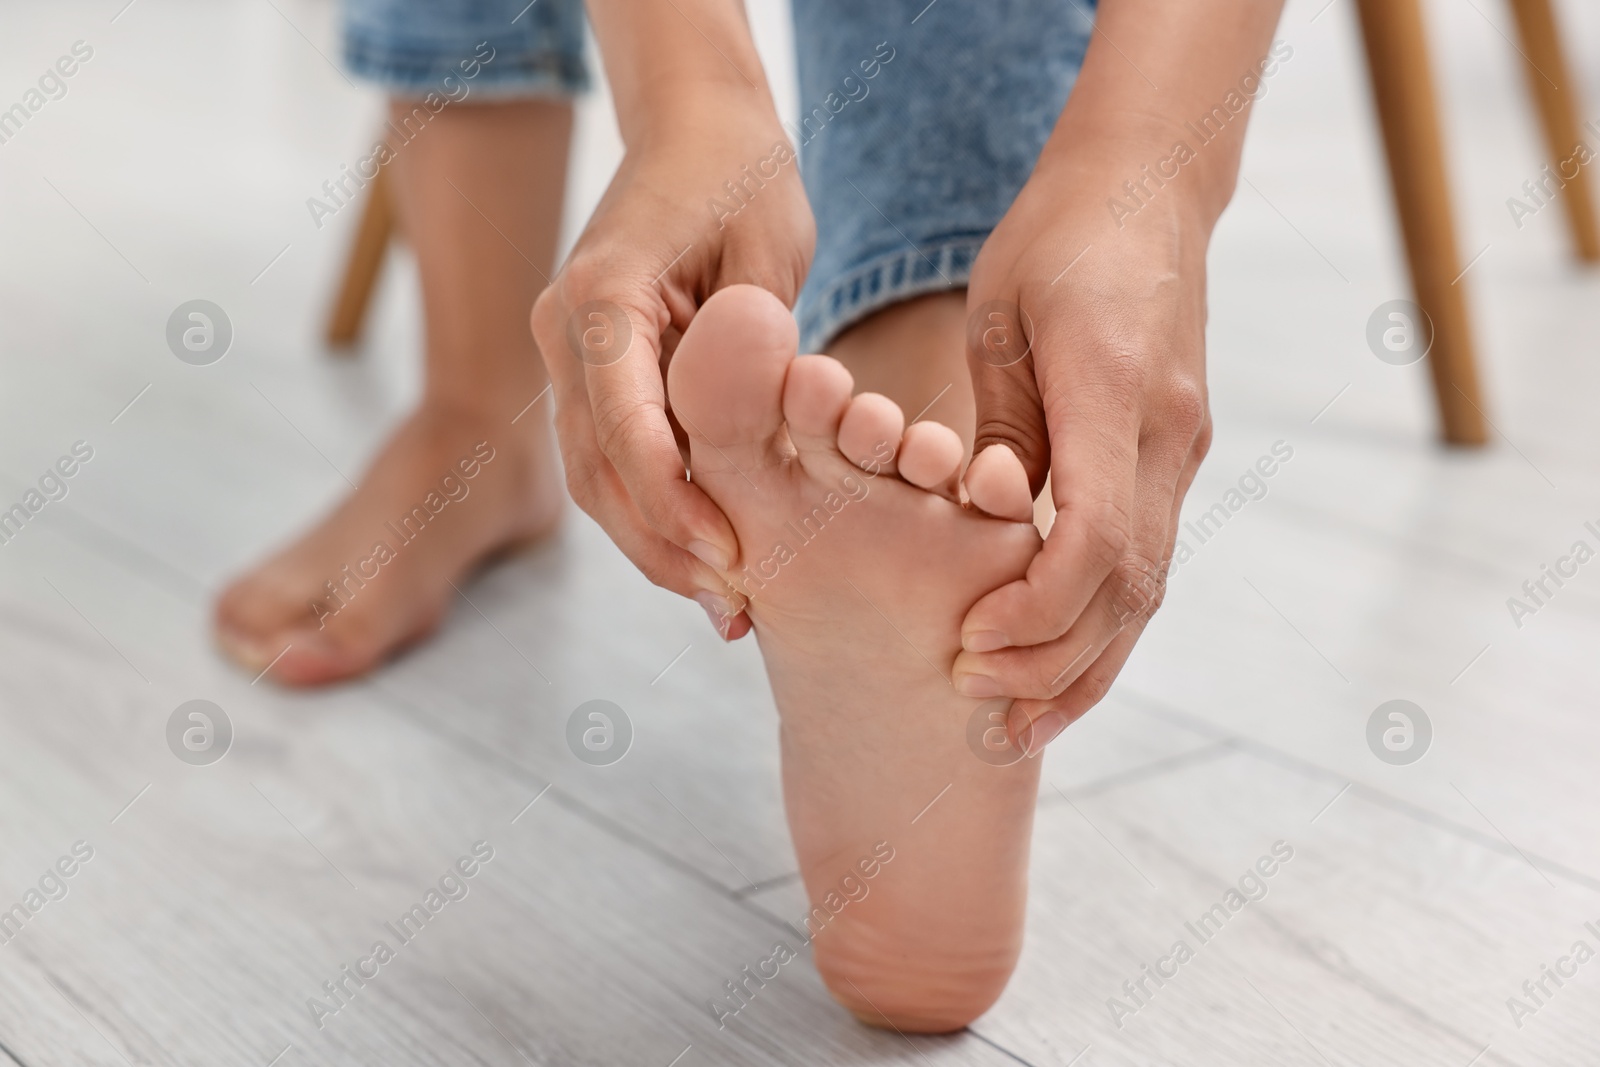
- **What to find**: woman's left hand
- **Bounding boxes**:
[951,145,1216,753]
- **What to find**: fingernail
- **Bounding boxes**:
[955,673,1002,699]
[694,591,735,639]
[1023,711,1068,757]
[963,630,1009,653]
[688,540,731,571]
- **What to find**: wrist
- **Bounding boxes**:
[1035,113,1237,238]
[623,91,793,179]
[617,76,780,149]
[588,0,779,149]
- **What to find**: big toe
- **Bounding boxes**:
[214,586,419,686]
[667,284,798,473]
[214,571,308,664]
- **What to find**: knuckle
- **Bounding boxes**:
[632,491,676,539]
[556,257,607,302]
[1093,341,1148,395]
[560,448,605,512]
[591,390,649,462]
[1038,667,1070,700]
[530,281,586,356]
[1190,415,1215,463]
[1079,501,1134,570]
[1069,664,1118,712]
[1038,646,1085,698]
[638,560,681,594]
[1103,553,1168,631]
[1161,380,1208,438]
[529,285,561,340]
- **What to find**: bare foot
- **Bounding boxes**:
[214,403,562,686]
[668,285,1043,1032]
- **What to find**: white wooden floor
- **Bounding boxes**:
[3,1,1599,1064]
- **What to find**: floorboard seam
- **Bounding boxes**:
[1114,818,1517,1067]
[1038,739,1238,804]
[966,1026,1046,1067]
[368,678,799,932]
[1119,686,1600,895]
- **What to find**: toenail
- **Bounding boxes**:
[962,630,1009,653]
[1022,711,1068,757]
[955,673,1002,699]
[687,539,732,571]
[216,626,276,669]
[694,591,736,638]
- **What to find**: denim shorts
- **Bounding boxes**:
[340,0,1094,351]
[342,0,589,97]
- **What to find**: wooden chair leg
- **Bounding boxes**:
[324,164,396,350]
[1506,0,1600,261]
[1355,0,1489,446]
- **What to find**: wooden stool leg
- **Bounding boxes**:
[1507,0,1600,262]
[1355,0,1489,446]
[324,164,396,349]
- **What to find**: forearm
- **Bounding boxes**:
[1040,0,1287,232]
[585,0,778,145]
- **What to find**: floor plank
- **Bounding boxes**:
[0,548,1027,1067]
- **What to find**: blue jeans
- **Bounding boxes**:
[340,0,1094,350]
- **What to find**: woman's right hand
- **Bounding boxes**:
[530,99,814,638]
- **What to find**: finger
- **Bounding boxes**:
[553,380,741,609]
[955,419,1191,696]
[1007,625,1142,756]
[1002,413,1206,749]
[952,557,1160,699]
[568,287,742,572]
[960,375,1142,653]
[967,302,1050,494]
[574,447,752,642]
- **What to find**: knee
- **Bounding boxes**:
[811,918,1023,1033]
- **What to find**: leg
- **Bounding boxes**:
[673,287,1041,1032]
[827,292,974,452]
[215,98,572,685]
[1506,0,1600,262]
[1355,0,1489,445]
[761,0,1091,1027]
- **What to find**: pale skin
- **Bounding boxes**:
[219,0,1285,1031]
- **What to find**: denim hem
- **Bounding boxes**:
[343,40,588,97]
[797,235,987,353]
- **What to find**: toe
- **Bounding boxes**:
[215,566,301,635]
[263,630,390,687]
[782,355,855,451]
[667,284,799,471]
[964,444,1033,522]
[213,568,315,668]
[897,421,965,495]
[838,393,905,475]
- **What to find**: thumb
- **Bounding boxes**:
[967,303,1050,496]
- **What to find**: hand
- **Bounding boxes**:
[531,99,815,639]
[951,148,1214,750]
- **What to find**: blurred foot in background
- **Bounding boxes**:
[215,96,572,686]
